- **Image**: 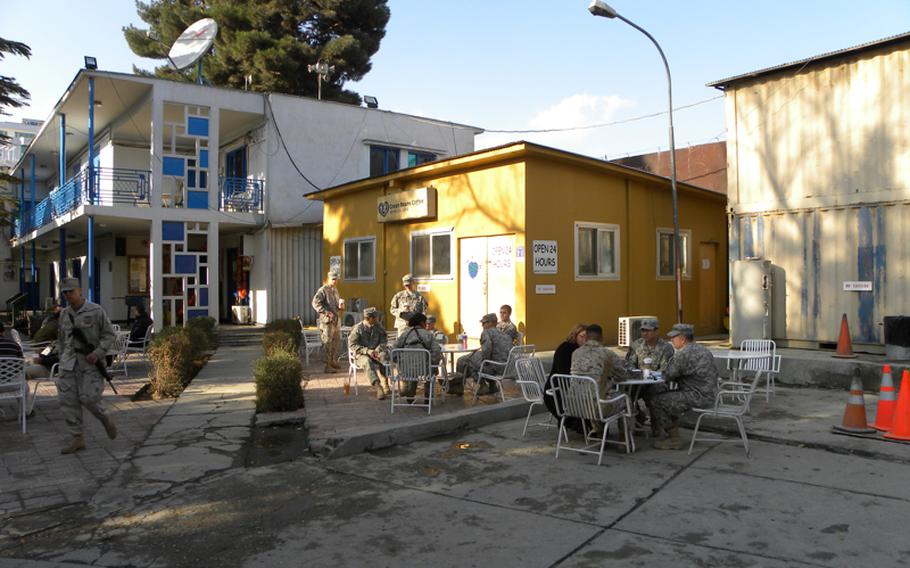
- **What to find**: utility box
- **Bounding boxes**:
[731,259,772,345]
[618,315,658,347]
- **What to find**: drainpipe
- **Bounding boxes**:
[87,76,96,302]
[59,113,67,301]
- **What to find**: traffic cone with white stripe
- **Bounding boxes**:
[870,366,898,431]
[832,377,876,434]
[884,371,910,442]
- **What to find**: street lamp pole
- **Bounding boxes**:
[588,1,683,323]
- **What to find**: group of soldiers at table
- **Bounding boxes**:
[312,270,520,401]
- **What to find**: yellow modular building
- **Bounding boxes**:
[309,142,727,349]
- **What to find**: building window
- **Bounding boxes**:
[575,222,620,280]
[370,146,400,176]
[407,151,436,167]
[343,237,376,281]
[657,228,691,278]
[411,229,453,279]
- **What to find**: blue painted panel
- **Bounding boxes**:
[162,221,184,242]
[187,170,196,188]
[200,171,207,188]
[199,149,208,169]
[187,309,209,320]
[163,157,185,177]
[174,254,197,274]
[857,208,875,342]
[187,117,209,137]
[199,287,208,307]
[187,191,208,209]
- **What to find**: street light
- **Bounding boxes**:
[588,0,684,324]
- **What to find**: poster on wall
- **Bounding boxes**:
[532,240,558,274]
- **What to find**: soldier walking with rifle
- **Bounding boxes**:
[57,277,118,454]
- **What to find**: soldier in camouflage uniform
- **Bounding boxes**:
[425,315,447,345]
[394,313,443,398]
[627,318,675,428]
[312,270,342,373]
[347,307,390,399]
[568,324,633,431]
[454,313,512,397]
[496,304,520,345]
[389,274,428,333]
[56,278,118,454]
[649,323,718,450]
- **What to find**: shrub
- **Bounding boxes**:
[186,316,217,348]
[264,319,301,351]
[148,331,195,398]
[263,330,297,356]
[254,351,303,412]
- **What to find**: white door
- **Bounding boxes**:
[459,235,515,339]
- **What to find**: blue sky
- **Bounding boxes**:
[2,1,909,159]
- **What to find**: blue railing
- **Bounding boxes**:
[14,167,151,238]
[220,177,265,213]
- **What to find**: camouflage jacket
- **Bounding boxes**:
[389,289,428,329]
[311,284,340,325]
[58,300,115,373]
[664,342,718,400]
[496,321,520,345]
[570,340,632,398]
[479,326,512,364]
[347,321,388,357]
[625,338,674,372]
[394,327,442,363]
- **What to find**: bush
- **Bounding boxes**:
[183,326,210,358]
[254,351,303,412]
[186,316,217,347]
[148,331,195,398]
[264,319,302,351]
[263,330,297,357]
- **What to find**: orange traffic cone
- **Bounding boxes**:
[833,313,857,358]
[870,366,899,431]
[832,377,876,434]
[884,371,910,442]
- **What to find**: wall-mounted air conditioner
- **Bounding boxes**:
[618,315,658,347]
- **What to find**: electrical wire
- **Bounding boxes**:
[264,96,321,191]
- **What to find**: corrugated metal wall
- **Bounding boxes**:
[269,224,322,325]
[732,204,905,346]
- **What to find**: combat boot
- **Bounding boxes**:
[652,426,683,450]
[381,377,392,396]
[61,435,86,454]
[372,381,387,400]
[99,415,118,440]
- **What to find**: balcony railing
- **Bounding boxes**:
[219,177,265,213]
[14,167,151,238]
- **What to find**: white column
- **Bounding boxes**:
[208,107,220,212]
[207,221,220,323]
[150,220,163,331]
[150,86,163,209]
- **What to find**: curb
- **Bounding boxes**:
[315,399,544,460]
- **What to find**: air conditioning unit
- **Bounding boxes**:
[618,315,658,347]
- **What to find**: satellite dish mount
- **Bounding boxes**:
[168,18,218,85]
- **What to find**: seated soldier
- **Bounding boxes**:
[31,306,62,344]
[648,323,718,450]
[129,304,153,345]
[347,307,390,400]
[496,304,521,345]
[425,314,447,344]
[453,313,512,397]
[626,318,674,427]
[569,324,632,433]
[394,313,442,400]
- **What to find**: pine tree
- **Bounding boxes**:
[0,37,31,146]
[123,0,390,104]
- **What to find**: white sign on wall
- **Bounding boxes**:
[416,283,431,292]
[532,240,558,274]
[376,187,437,222]
[536,284,556,295]
[843,281,872,292]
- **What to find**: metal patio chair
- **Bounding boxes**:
[474,344,535,402]
[689,369,766,458]
[301,329,323,368]
[551,374,634,465]
[726,339,776,402]
[0,357,28,434]
[514,356,561,438]
[387,348,434,415]
[27,363,58,416]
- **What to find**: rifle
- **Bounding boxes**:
[67,312,118,394]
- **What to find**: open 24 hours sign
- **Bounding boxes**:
[532,240,557,274]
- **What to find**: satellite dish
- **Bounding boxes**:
[168,18,218,71]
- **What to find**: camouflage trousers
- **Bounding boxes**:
[645,385,713,431]
[319,320,341,366]
[354,353,388,385]
[57,366,109,437]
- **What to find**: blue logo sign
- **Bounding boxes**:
[377,201,390,217]
[468,261,479,279]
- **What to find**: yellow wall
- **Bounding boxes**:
[321,145,727,351]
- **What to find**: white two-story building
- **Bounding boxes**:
[10,69,480,328]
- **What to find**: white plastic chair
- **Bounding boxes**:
[27,362,58,415]
[387,348,434,414]
[126,325,153,359]
[0,357,28,434]
[689,369,765,458]
[729,339,776,401]
[345,349,361,395]
[514,356,561,438]
[301,329,323,367]
[108,332,131,377]
[474,344,535,402]
[551,374,634,465]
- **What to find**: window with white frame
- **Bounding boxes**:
[656,228,691,278]
[411,229,453,279]
[575,222,620,279]
[343,236,376,281]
